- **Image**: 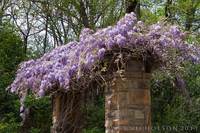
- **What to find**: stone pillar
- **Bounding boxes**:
[51,94,61,133]
[51,92,82,133]
[105,60,151,133]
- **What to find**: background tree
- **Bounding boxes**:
[0,22,24,132]
[125,0,140,19]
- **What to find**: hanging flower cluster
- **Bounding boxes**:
[9,12,200,103]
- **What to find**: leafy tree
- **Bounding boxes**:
[0,23,24,132]
[151,64,200,133]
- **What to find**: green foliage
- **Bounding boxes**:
[0,23,24,86]
[83,96,105,133]
[24,94,52,133]
[0,23,24,133]
[0,121,20,133]
[151,64,200,133]
[29,128,41,133]
[141,9,160,24]
[83,127,103,133]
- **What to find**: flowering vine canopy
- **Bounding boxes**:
[8,13,200,108]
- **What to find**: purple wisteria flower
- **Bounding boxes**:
[69,65,78,77]
[38,89,45,97]
[98,48,106,59]
[114,34,127,47]
[170,26,181,38]
[85,54,96,69]
[8,12,200,116]
[106,38,115,49]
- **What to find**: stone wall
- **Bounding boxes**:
[105,60,151,133]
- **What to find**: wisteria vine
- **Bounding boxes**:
[8,12,200,118]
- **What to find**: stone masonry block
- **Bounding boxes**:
[113,119,129,127]
[128,89,150,105]
[134,110,145,119]
[117,92,128,107]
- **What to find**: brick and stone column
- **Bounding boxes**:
[105,60,151,133]
[51,92,82,133]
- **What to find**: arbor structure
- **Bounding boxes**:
[8,13,200,133]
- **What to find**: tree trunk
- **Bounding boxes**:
[125,0,140,19]
[165,0,172,19]
[43,15,48,53]
[185,7,195,31]
[79,0,90,28]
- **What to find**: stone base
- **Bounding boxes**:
[105,60,151,133]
